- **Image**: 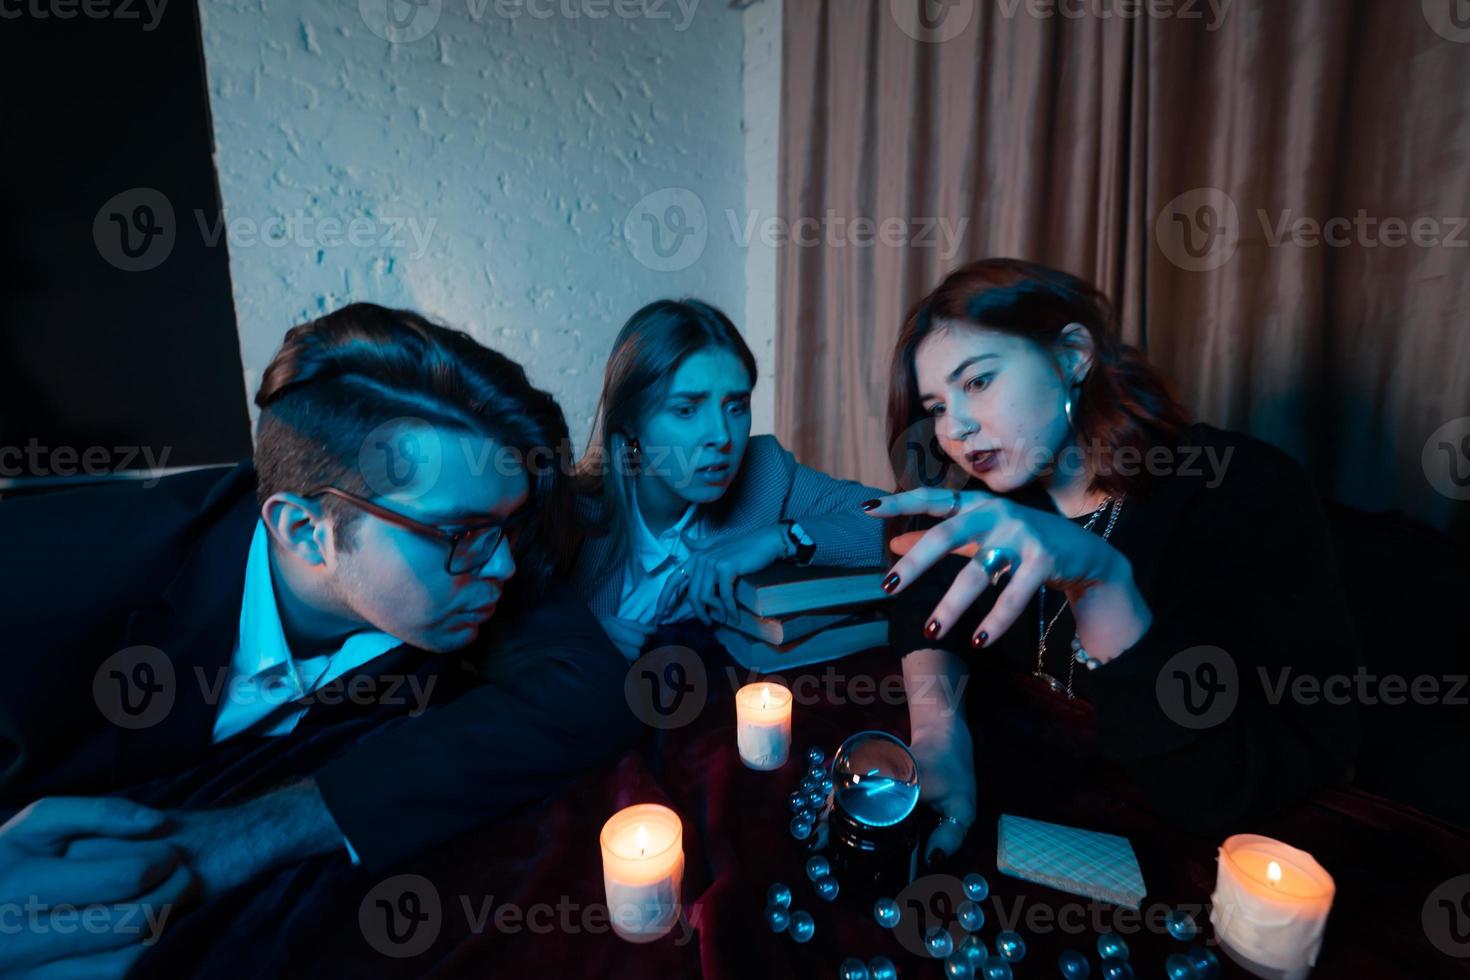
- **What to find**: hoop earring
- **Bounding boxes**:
[1064,387,1078,429]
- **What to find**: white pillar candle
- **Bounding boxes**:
[1210,834,1336,979]
[735,681,793,771]
[600,803,684,943]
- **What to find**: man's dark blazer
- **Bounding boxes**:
[0,461,641,871]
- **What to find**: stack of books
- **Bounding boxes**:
[713,565,892,671]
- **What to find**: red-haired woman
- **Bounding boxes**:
[864,259,1361,865]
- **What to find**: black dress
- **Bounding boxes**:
[885,423,1362,828]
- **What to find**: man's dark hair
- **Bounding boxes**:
[253,302,575,590]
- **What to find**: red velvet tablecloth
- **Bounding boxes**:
[136,640,1470,979]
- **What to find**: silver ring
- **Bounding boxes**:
[942,490,962,519]
[978,547,1018,586]
[938,815,966,830]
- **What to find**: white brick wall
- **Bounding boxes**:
[199,0,761,450]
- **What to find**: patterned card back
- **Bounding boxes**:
[996,814,1147,909]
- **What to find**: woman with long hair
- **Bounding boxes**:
[572,298,885,660]
[863,259,1361,863]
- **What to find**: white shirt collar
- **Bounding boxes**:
[628,488,699,574]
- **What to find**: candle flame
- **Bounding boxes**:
[1267,860,1281,886]
[761,685,771,708]
[636,823,649,857]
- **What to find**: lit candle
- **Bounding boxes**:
[1210,834,1336,979]
[600,804,684,943]
[735,681,793,771]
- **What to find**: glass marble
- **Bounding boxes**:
[800,776,819,794]
[944,953,975,980]
[1058,949,1092,979]
[962,873,990,902]
[840,957,870,980]
[872,896,901,929]
[762,905,789,932]
[806,746,826,766]
[766,883,792,909]
[806,789,828,810]
[788,910,815,943]
[805,855,831,881]
[925,926,956,959]
[1185,946,1220,980]
[790,815,814,840]
[808,764,827,782]
[868,956,899,980]
[814,874,840,901]
[1096,933,1129,961]
[956,900,984,932]
[1166,909,1199,943]
[1165,953,1197,980]
[956,933,988,967]
[789,791,809,813]
[995,930,1026,962]
[1098,957,1134,980]
[981,960,1013,980]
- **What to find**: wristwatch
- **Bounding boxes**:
[779,519,816,565]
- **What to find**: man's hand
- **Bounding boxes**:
[0,797,196,980]
[146,779,349,903]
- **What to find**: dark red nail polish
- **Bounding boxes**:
[861,499,881,511]
[973,630,988,648]
[924,619,941,640]
[881,572,901,593]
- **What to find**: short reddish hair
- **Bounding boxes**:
[886,258,1190,499]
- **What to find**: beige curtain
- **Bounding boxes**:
[776,0,1470,539]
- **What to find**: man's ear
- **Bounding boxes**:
[261,492,332,567]
[1054,322,1096,387]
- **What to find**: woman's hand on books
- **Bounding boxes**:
[654,525,789,626]
[597,616,656,662]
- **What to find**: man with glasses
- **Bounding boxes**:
[0,304,641,977]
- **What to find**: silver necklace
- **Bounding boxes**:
[1033,495,1124,699]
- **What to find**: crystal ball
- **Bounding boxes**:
[831,731,921,828]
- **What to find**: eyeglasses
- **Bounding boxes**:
[307,486,523,575]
